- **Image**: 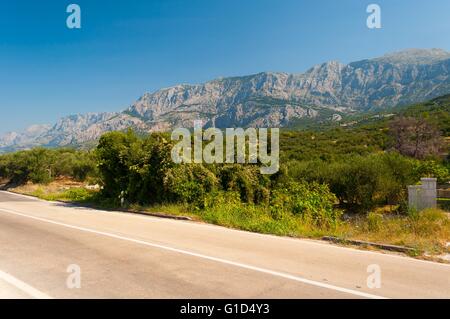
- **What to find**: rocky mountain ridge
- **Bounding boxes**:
[1,48,450,152]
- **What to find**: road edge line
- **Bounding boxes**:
[0,207,387,299]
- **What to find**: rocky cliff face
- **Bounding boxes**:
[1,49,450,152]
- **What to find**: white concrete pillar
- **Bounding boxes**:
[408,185,422,211]
[420,178,437,209]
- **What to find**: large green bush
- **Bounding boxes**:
[217,164,271,205]
[96,131,219,206]
[95,131,275,207]
[96,130,141,199]
[271,181,340,228]
[163,164,218,206]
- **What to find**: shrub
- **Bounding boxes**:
[367,212,383,232]
[217,164,271,204]
[96,130,141,199]
[125,134,175,204]
[271,181,341,228]
[163,164,218,206]
[199,191,302,236]
[64,188,94,202]
[96,130,221,206]
[413,160,449,183]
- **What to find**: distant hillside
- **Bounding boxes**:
[333,94,450,135]
[280,94,450,162]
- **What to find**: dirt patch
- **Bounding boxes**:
[8,177,86,196]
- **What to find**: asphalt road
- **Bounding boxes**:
[0,191,449,299]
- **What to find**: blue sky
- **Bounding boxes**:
[1,0,450,134]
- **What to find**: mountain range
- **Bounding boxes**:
[1,48,450,152]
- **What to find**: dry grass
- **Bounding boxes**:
[342,210,450,256]
[9,177,85,197]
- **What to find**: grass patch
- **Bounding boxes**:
[31,187,96,202]
[198,202,346,238]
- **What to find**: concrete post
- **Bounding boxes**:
[420,178,437,209]
[408,185,422,211]
[408,178,437,211]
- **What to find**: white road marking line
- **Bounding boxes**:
[3,190,446,268]
[0,207,387,299]
[0,269,52,299]
[0,191,43,201]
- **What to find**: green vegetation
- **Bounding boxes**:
[31,187,96,202]
[1,95,449,256]
[0,148,98,185]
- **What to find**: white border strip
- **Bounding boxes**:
[0,269,52,299]
[0,207,387,299]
